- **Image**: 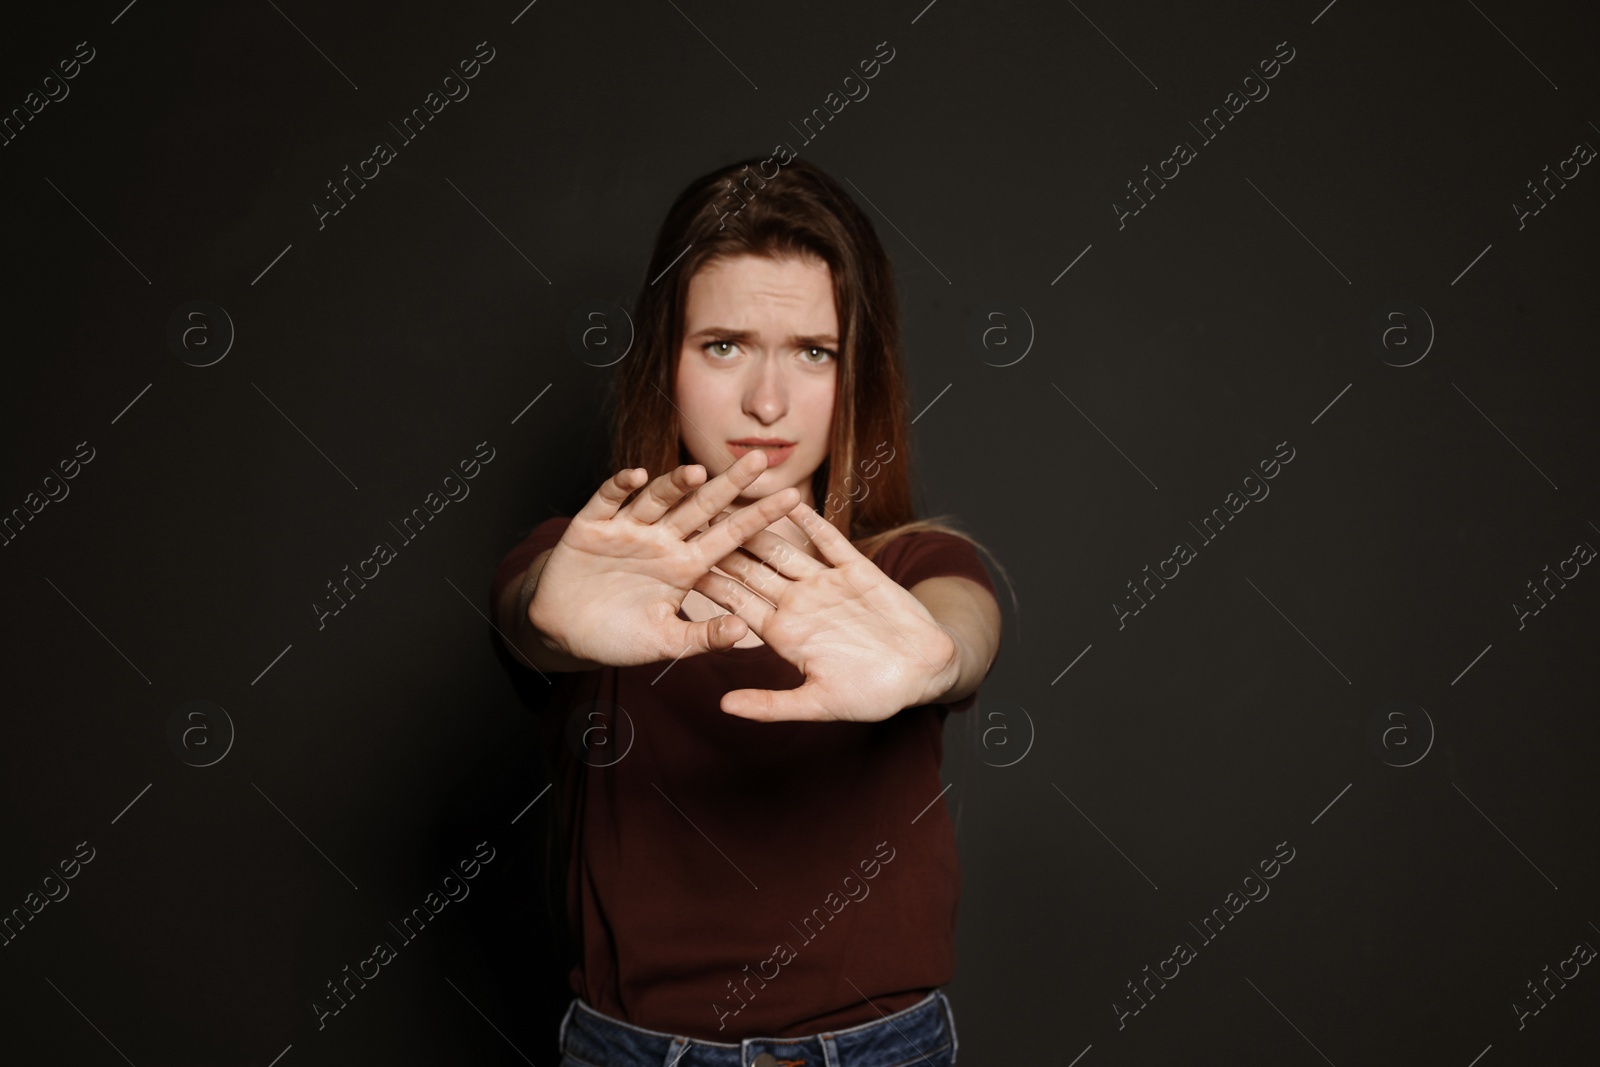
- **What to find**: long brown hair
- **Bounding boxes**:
[605,154,1012,596]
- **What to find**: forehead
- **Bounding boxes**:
[684,254,836,322]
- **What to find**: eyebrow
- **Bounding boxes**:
[687,326,839,347]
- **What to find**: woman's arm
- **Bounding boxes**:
[908,576,1002,706]
[494,547,605,673]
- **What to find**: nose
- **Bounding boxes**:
[742,353,789,425]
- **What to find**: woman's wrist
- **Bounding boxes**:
[508,556,601,672]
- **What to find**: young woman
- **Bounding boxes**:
[491,156,1007,1067]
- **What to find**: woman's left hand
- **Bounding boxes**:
[691,501,961,723]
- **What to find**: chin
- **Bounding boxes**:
[741,474,805,505]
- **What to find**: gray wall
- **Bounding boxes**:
[2,0,1596,1063]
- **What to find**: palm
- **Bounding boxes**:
[527,451,804,668]
[536,534,706,665]
[693,503,960,723]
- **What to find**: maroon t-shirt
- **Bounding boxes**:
[489,515,998,1040]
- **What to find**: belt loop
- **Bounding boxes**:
[940,991,958,1063]
[663,1035,692,1067]
[819,1031,839,1067]
[559,997,577,1055]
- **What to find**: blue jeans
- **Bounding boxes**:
[558,990,959,1067]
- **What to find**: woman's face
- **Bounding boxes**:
[674,253,838,511]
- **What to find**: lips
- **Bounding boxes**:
[728,441,796,468]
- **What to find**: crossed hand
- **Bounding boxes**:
[528,449,959,723]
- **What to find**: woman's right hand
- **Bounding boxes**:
[526,448,801,667]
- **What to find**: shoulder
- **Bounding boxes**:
[530,514,573,542]
[871,529,995,596]
[509,514,573,561]
[491,515,573,604]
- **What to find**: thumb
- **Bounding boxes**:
[682,611,746,655]
[722,681,828,722]
[712,612,748,647]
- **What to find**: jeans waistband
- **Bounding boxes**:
[558,989,958,1067]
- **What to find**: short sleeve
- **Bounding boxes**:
[489,515,573,614]
[884,531,997,600]
[876,531,998,714]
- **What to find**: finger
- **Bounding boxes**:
[574,467,649,523]
[701,506,755,538]
[694,570,777,632]
[660,448,772,537]
[622,463,706,525]
[687,505,738,544]
[784,501,860,567]
[721,682,832,723]
[692,486,804,565]
[723,526,825,582]
[704,545,794,603]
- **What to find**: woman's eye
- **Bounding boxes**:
[702,341,833,363]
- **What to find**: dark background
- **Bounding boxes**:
[3,1,1597,1064]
